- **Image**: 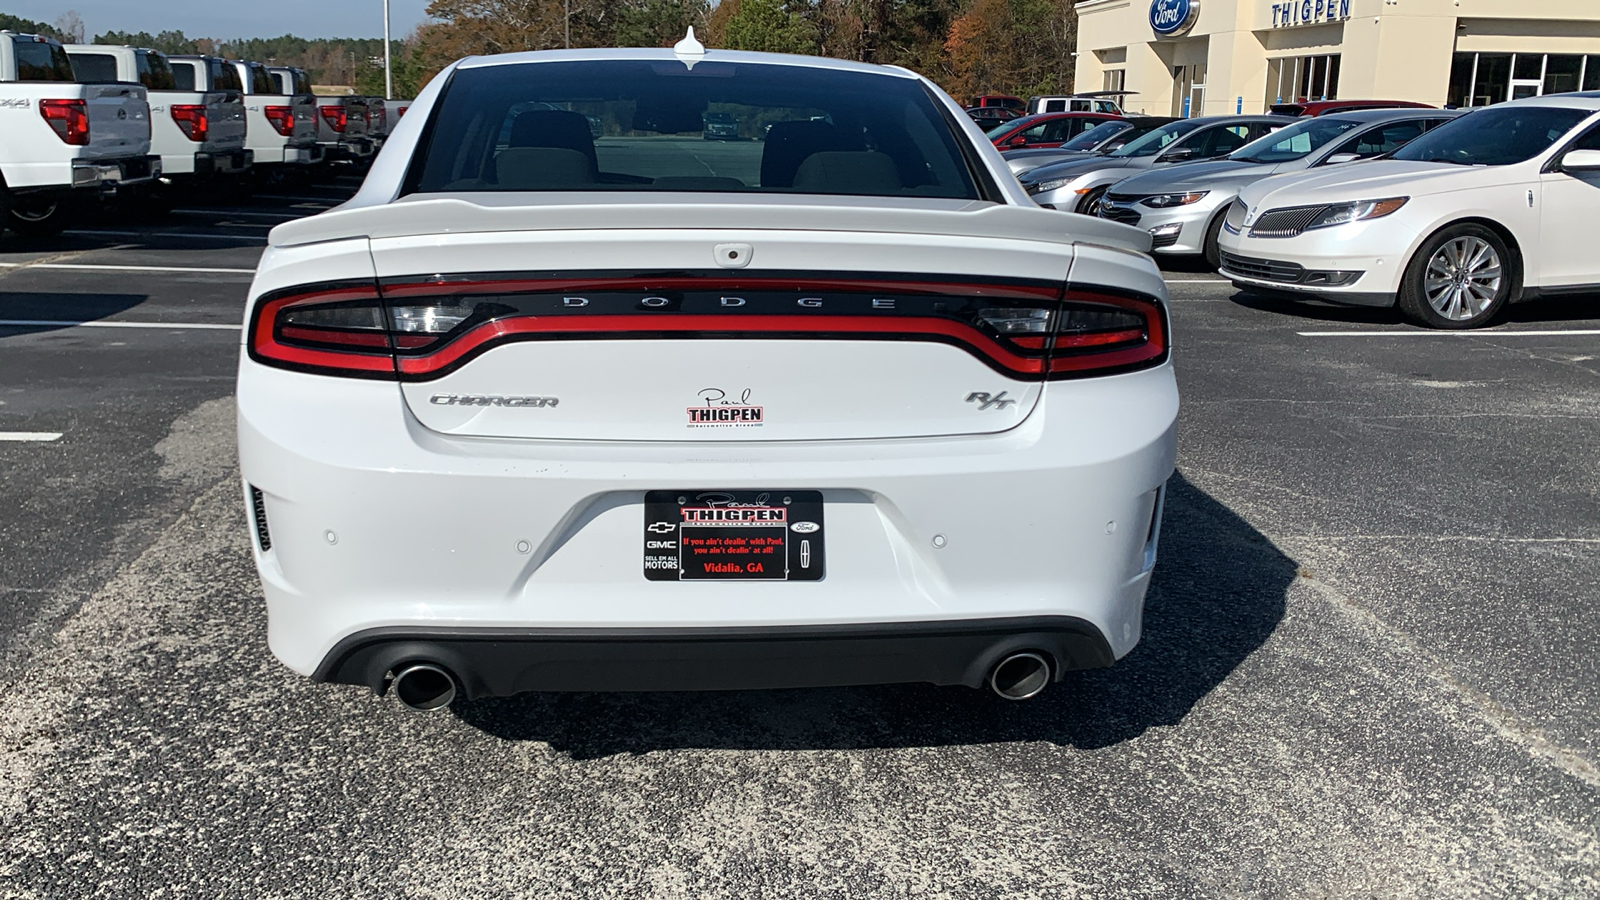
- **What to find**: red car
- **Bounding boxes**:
[971,94,1024,110]
[1270,99,1434,117]
[987,112,1122,149]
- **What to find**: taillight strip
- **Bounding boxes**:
[248,282,394,378]
[394,314,1048,379]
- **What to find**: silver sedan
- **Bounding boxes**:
[1095,108,1462,267]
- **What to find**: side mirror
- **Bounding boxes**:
[1008,135,1027,147]
[1561,149,1600,171]
[1161,146,1196,162]
[1324,152,1362,165]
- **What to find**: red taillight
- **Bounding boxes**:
[320,105,348,132]
[395,106,407,118]
[249,284,394,378]
[170,104,208,142]
[39,99,89,146]
[249,276,1166,381]
[263,105,295,137]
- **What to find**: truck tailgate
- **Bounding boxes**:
[79,83,150,160]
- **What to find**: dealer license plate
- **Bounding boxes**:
[643,490,825,582]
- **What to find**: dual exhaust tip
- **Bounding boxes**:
[389,651,1053,711]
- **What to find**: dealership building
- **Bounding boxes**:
[1074,0,1600,116]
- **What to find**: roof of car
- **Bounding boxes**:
[1317,107,1465,122]
[455,47,921,79]
[1500,92,1600,111]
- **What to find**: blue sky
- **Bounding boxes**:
[5,1,436,40]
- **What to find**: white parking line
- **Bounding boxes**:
[0,262,253,274]
[64,230,267,243]
[0,319,240,331]
[1165,279,1229,284]
[0,432,62,442]
[1300,329,1600,337]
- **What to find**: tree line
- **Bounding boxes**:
[4,0,1076,103]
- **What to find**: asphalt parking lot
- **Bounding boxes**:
[0,181,1597,897]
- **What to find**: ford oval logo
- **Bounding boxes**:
[791,521,820,533]
[1150,0,1197,36]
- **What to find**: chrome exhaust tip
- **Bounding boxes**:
[391,664,458,711]
[988,652,1051,701]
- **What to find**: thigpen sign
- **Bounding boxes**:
[1269,0,1352,28]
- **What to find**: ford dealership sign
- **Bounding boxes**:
[1150,0,1199,36]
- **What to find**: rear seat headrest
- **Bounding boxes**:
[791,151,903,195]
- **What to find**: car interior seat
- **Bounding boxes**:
[760,121,866,188]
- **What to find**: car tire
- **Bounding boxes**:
[1397,223,1517,329]
[1203,209,1228,270]
[1076,186,1108,216]
[7,196,72,238]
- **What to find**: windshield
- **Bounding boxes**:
[1061,121,1126,151]
[14,38,75,81]
[1230,117,1361,163]
[408,60,981,199]
[138,51,177,90]
[1392,106,1589,165]
[1108,120,1201,158]
[69,51,119,82]
[170,60,196,90]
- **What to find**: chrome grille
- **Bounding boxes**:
[1248,204,1327,238]
[1219,251,1306,283]
[1098,203,1142,227]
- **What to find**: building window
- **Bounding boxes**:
[1103,68,1126,94]
[1264,55,1340,108]
[1172,64,1207,118]
[1448,53,1600,106]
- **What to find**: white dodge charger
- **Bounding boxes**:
[1219,92,1600,329]
[238,40,1178,710]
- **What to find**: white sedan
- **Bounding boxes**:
[1219,93,1600,328]
[237,39,1177,710]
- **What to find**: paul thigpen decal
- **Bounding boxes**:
[688,387,764,426]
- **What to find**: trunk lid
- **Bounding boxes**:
[347,199,1123,442]
[79,82,150,160]
[290,95,317,145]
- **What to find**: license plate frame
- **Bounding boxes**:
[643,490,825,582]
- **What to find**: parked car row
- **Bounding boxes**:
[0,29,406,236]
[1009,94,1600,328]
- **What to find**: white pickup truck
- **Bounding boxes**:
[162,54,252,180]
[226,58,317,177]
[65,43,253,204]
[0,31,158,235]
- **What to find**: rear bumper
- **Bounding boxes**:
[240,361,1178,687]
[317,617,1115,698]
[69,154,162,188]
[322,137,375,160]
[195,149,253,176]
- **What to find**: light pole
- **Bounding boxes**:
[565,0,571,49]
[383,0,393,100]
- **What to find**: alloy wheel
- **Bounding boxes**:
[1423,236,1503,321]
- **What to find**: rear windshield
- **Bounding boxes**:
[170,59,197,90]
[291,69,313,94]
[137,50,177,90]
[69,51,119,83]
[1230,116,1360,164]
[209,58,242,91]
[245,62,276,94]
[407,59,981,199]
[1061,120,1128,151]
[14,38,76,81]
[1107,120,1202,158]
[1392,106,1589,166]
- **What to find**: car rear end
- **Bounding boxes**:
[314,96,373,162]
[163,56,251,178]
[235,60,317,168]
[239,52,1177,705]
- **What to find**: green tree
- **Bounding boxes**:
[0,13,61,38]
[720,0,818,55]
[93,30,203,55]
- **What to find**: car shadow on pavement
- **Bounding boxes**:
[450,471,1296,758]
[1229,287,1600,327]
[0,290,148,336]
